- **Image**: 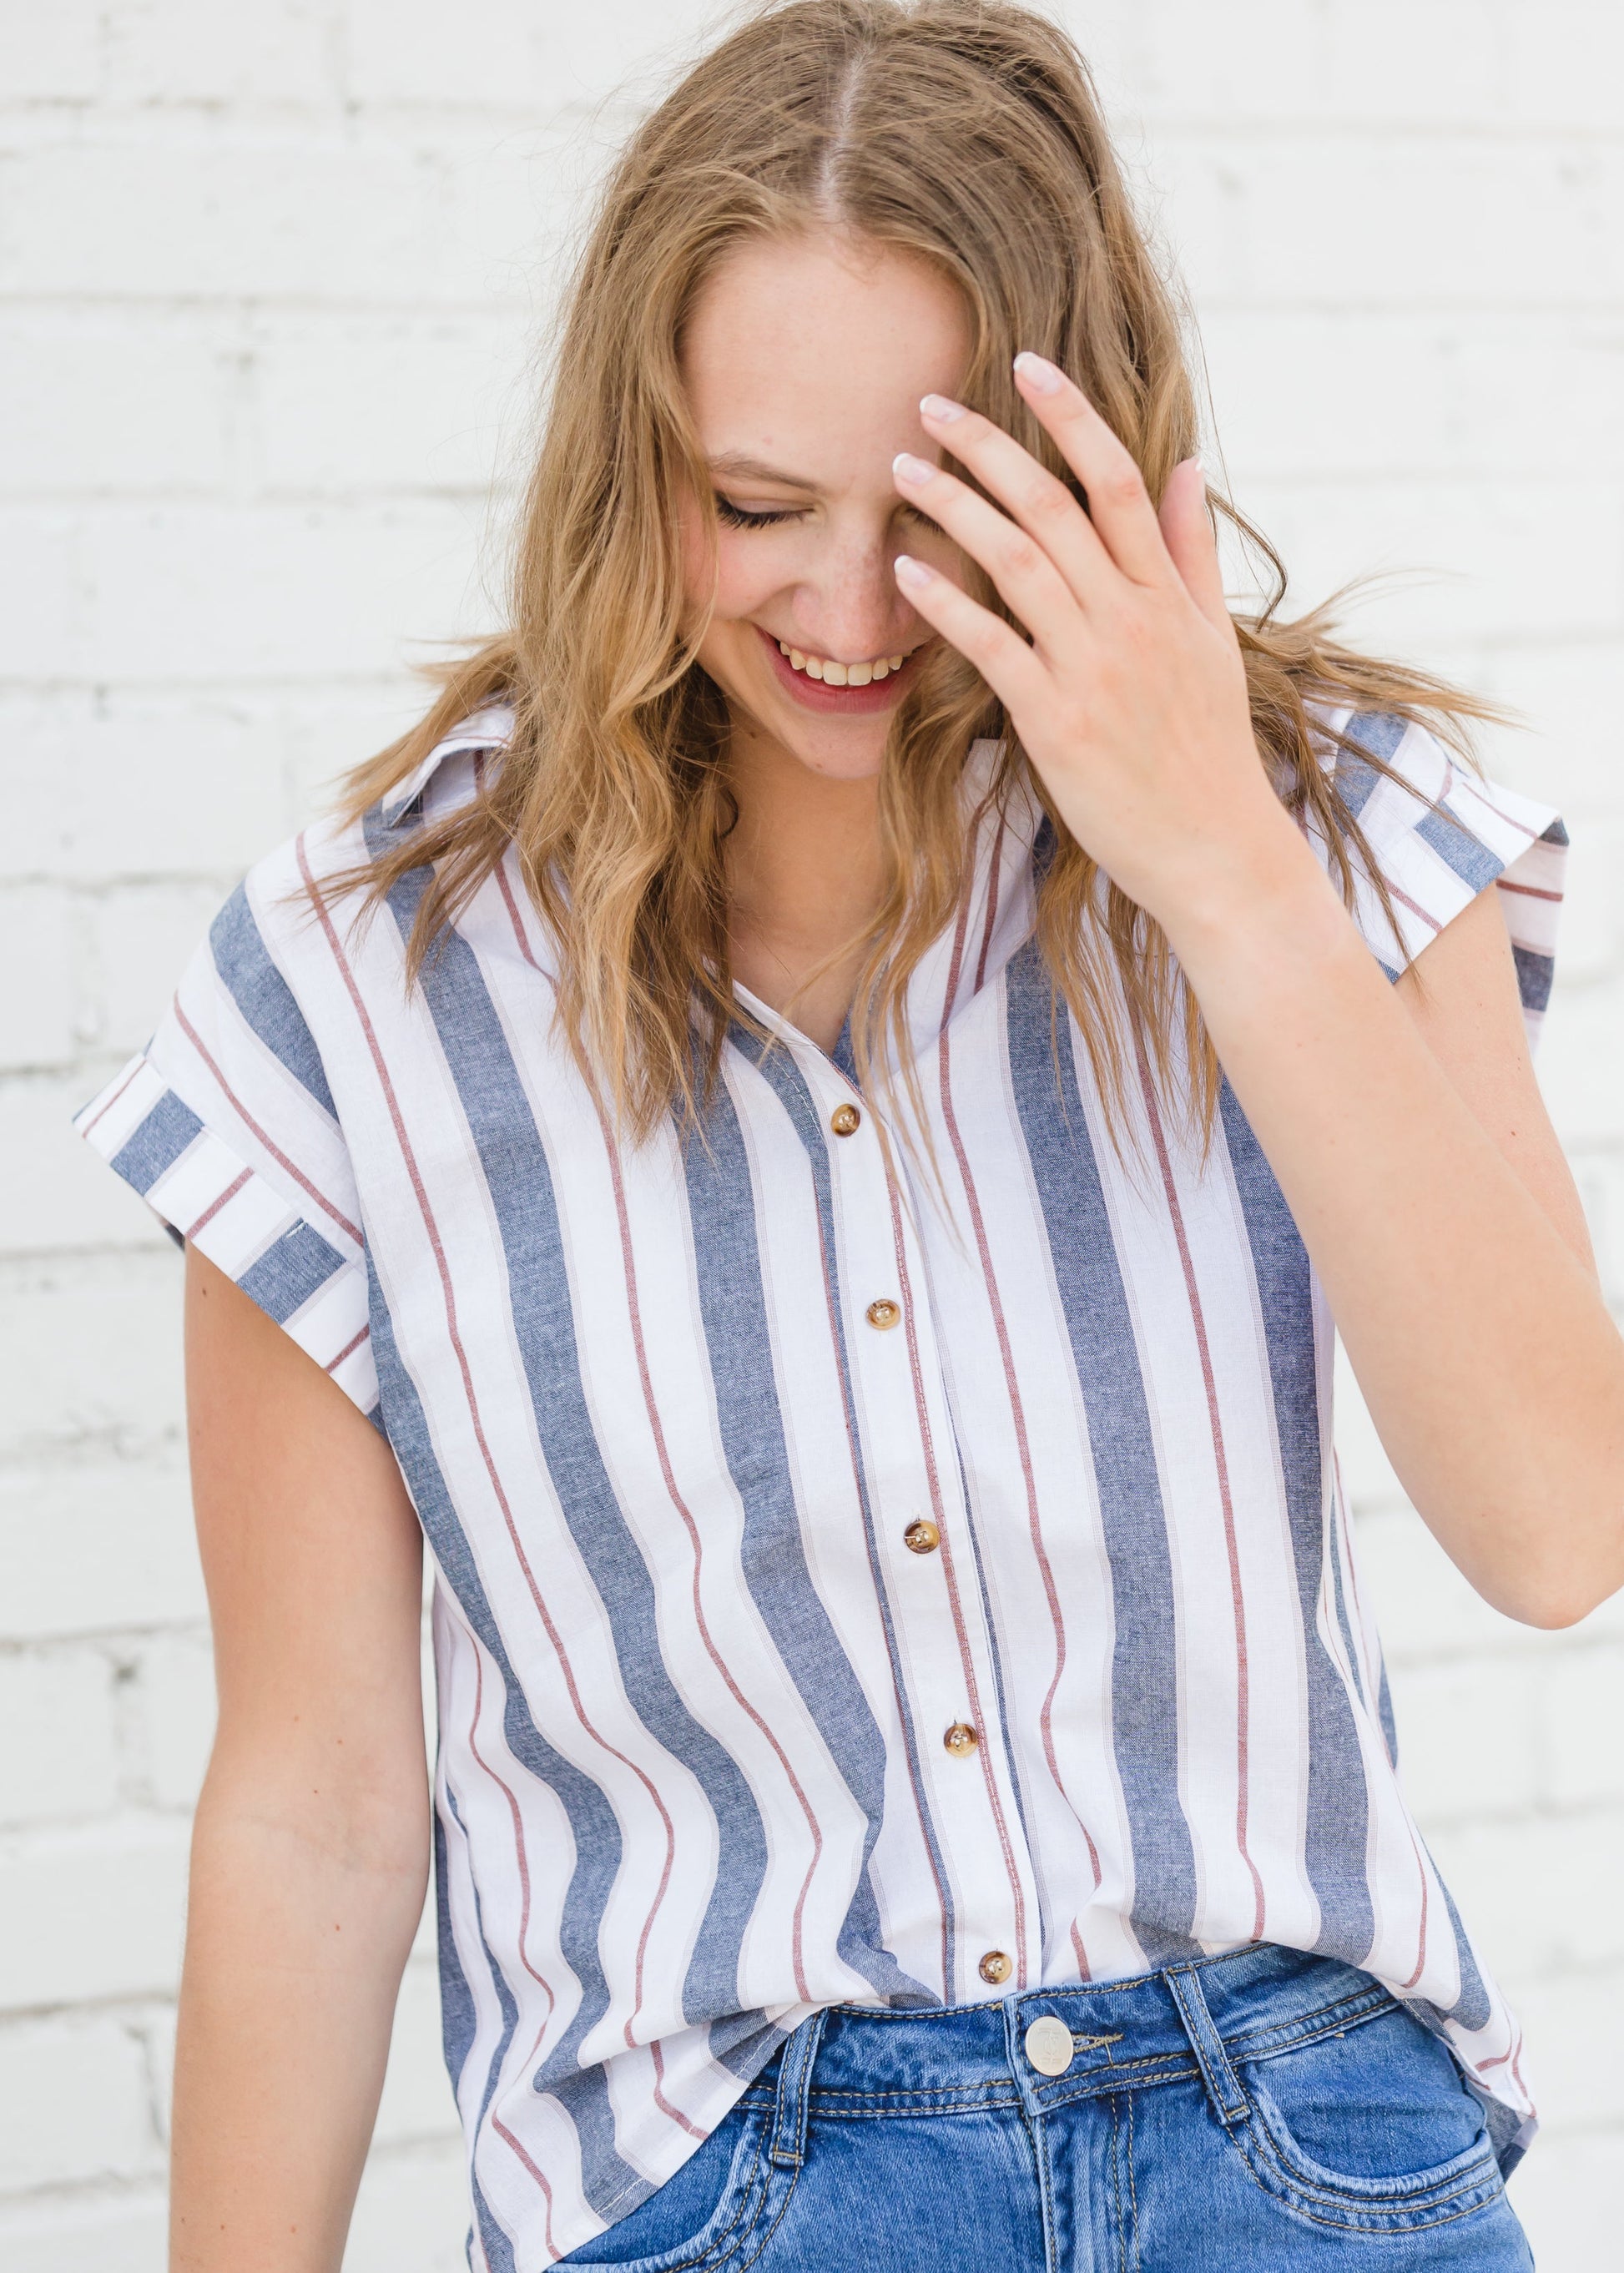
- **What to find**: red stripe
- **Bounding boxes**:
[881,1164,1032,1984]
[1450,765,1540,843]
[297,832,679,2042]
[936,815,1101,1974]
[183,1165,251,1240]
[78,1054,149,1140]
[492,852,956,2002]
[584,1071,824,2009]
[650,2038,706,2142]
[1132,1026,1266,1943]
[172,996,364,1246]
[1386,881,1442,936]
[495,859,819,2015]
[490,2114,560,2257]
[1495,879,1563,904]
[324,1321,371,1375]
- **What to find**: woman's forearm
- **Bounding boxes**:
[171,1767,428,2273]
[1168,849,1624,1627]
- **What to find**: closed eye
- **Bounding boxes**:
[714,495,802,529]
[712,494,938,532]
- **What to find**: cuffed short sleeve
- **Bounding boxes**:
[1324,707,1567,1046]
[74,862,377,1418]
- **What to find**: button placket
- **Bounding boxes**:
[811,1051,1033,1999]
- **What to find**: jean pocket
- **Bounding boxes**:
[557,2104,779,2270]
[1228,2005,1507,2235]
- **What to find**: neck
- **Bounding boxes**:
[724,713,886,1054]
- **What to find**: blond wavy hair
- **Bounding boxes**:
[340,0,1491,1140]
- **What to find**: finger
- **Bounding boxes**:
[893,552,1047,715]
[1011,354,1173,587]
[916,392,1113,606]
[892,450,1086,660]
[1157,458,1231,635]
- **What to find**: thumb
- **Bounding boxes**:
[1158,459,1231,635]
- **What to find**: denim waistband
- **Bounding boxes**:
[744,1943,1398,2132]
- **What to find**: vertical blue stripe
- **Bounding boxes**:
[1002,940,1200,1961]
[729,1023,957,1998]
[109,1089,203,1192]
[444,1785,520,2273]
[683,1070,933,2007]
[375,851,772,2030]
[1334,712,1410,819]
[1218,1081,1376,1964]
[369,1255,637,2220]
[209,883,339,1118]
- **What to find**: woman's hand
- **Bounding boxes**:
[890,353,1315,944]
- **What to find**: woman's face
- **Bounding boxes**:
[679,230,971,782]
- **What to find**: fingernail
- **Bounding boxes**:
[894,554,935,590]
[920,393,966,421]
[892,451,932,486]
[1014,351,1065,395]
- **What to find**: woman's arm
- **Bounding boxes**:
[174,1247,430,2273]
[890,361,1624,1629]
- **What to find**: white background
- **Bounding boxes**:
[2,3,1621,2265]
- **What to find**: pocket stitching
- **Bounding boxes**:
[1229,2092,1505,2235]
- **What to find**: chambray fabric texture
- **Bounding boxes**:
[75,706,1566,2270]
[557,1943,1534,2271]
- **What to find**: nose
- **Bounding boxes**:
[790,523,914,663]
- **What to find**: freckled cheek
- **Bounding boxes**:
[709,534,788,624]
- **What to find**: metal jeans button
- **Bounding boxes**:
[1024,2014,1074,2077]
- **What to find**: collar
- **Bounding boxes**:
[379,703,516,828]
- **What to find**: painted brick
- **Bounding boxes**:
[129,1632,214,1813]
[0,1463,205,1643]
[101,0,341,110]
[0,2013,159,2190]
[0,2189,166,2273]
[1425,1808,1624,1977]
[0,887,77,1070]
[1541,1645,1624,1810]
[0,1253,184,1463]
[0,693,296,883]
[0,312,237,501]
[84,881,229,1061]
[0,1651,120,1827]
[372,1956,458,2146]
[0,132,548,308]
[5,3,1623,2268]
[0,1819,190,2011]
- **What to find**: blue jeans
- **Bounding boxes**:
[559,1944,1533,2269]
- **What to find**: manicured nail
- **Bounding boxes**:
[1014,351,1065,395]
[894,554,935,590]
[893,451,932,486]
[920,393,966,421]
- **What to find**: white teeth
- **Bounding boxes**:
[771,638,910,681]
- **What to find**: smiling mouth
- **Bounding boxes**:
[774,640,908,687]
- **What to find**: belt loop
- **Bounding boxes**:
[769,2008,829,2170]
[1166,1965,1250,2129]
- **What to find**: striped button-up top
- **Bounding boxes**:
[78,705,1566,2268]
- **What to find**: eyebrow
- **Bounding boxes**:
[706,451,817,490]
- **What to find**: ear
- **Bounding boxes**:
[1158,459,1231,635]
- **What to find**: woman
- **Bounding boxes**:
[77,3,1622,2268]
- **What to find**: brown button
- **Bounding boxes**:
[979,1950,1013,1987]
[943,1721,978,1757]
[904,1519,940,1555]
[830,1102,862,1137]
[865,1298,901,1331]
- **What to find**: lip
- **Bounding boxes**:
[753,624,921,715]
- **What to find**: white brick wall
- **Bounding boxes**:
[2,3,1618,2265]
